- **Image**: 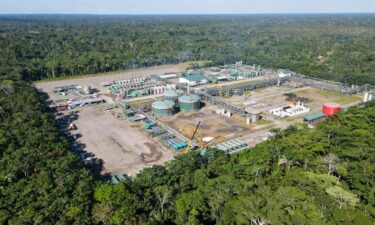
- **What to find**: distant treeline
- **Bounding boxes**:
[0,14,374,84]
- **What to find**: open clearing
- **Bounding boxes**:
[35,64,191,176]
[70,105,174,176]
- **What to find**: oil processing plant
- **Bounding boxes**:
[44,62,375,178]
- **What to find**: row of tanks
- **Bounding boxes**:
[152,89,201,117]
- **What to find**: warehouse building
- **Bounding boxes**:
[303,112,325,123]
[179,74,208,86]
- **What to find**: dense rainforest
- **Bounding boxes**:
[1,75,374,224]
[0,14,375,85]
[1,14,375,224]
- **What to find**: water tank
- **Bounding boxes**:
[152,100,175,117]
[178,95,201,112]
[322,103,340,116]
[176,89,185,96]
[164,89,179,101]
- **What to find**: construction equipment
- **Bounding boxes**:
[183,121,201,154]
[196,135,222,150]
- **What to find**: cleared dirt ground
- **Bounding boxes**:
[70,105,175,176]
[159,104,250,143]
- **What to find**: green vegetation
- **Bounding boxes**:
[1,15,375,84]
[0,78,95,224]
[1,14,374,224]
[91,103,374,224]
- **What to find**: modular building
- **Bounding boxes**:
[178,95,201,112]
[179,75,208,86]
[269,104,310,117]
[214,139,248,154]
[303,112,325,123]
[68,98,104,108]
[152,100,175,117]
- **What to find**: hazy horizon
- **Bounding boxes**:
[1,0,374,15]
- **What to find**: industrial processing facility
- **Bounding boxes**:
[40,62,371,177]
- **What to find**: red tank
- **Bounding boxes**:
[322,103,340,116]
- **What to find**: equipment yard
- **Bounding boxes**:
[65,105,174,176]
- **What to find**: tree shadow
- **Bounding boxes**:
[58,110,110,181]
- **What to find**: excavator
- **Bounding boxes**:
[183,121,201,154]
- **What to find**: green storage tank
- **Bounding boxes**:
[152,100,175,117]
[164,89,179,100]
[178,95,201,112]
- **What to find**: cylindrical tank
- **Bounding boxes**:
[178,95,201,112]
[322,103,340,116]
[176,89,184,96]
[152,100,175,117]
[164,89,179,101]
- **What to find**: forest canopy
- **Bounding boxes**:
[0,14,375,224]
[0,14,375,85]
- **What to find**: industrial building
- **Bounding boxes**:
[152,100,175,117]
[303,112,325,123]
[109,77,174,98]
[68,97,104,108]
[179,74,208,86]
[278,69,294,78]
[114,77,146,85]
[269,103,310,117]
[214,139,248,154]
[178,95,201,112]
